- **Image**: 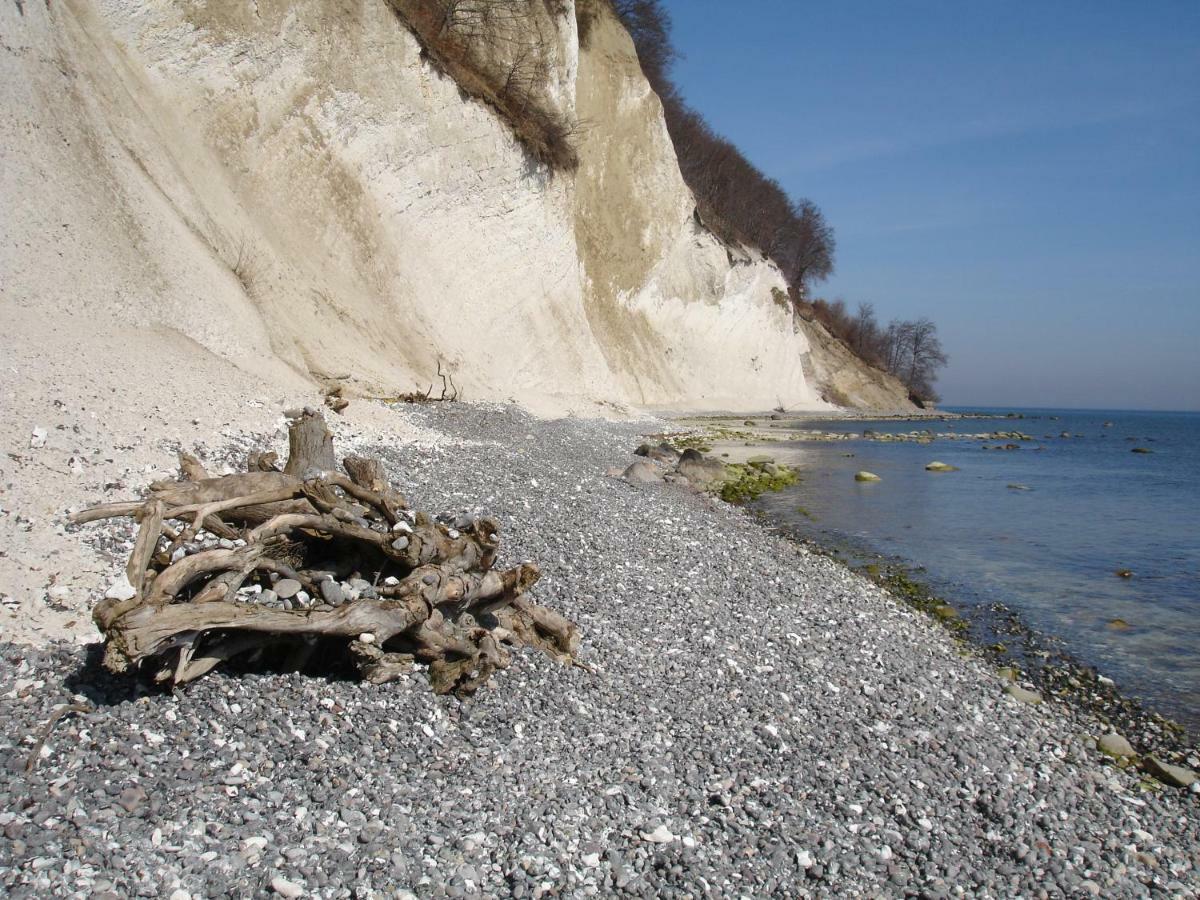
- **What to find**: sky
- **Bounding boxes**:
[660,0,1200,410]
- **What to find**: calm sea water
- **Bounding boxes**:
[751,408,1200,733]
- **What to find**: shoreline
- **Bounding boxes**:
[772,523,1197,755]
[1,402,1196,896]
[660,412,1200,746]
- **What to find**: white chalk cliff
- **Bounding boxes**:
[1,0,912,415]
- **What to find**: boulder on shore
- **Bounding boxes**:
[1142,756,1197,788]
[677,449,726,485]
[623,460,663,484]
[1097,732,1136,758]
[635,442,682,465]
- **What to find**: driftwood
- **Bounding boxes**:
[72,409,579,695]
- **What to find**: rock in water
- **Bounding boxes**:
[1098,732,1135,758]
[924,461,958,472]
[1005,684,1043,706]
[854,471,881,482]
[1142,756,1197,788]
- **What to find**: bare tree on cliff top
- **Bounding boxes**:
[769,199,836,297]
[905,317,949,400]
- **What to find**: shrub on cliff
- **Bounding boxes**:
[606,0,835,298]
[387,0,580,171]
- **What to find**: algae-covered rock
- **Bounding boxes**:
[931,604,958,622]
[718,462,799,503]
[855,471,881,482]
[925,461,958,472]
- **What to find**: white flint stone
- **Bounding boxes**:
[241,835,268,856]
[270,876,304,898]
[640,825,675,844]
[104,577,137,602]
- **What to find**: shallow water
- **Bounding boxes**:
[743,408,1200,733]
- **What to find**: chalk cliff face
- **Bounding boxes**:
[1,0,913,414]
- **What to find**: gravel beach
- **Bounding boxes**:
[1,403,1197,898]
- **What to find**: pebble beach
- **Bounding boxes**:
[1,403,1197,898]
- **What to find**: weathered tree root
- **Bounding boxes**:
[72,409,580,695]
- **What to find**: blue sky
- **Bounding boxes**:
[661,0,1200,410]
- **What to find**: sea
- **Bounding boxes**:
[748,408,1200,735]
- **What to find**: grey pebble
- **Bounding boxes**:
[273,579,302,599]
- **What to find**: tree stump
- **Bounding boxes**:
[283,408,337,475]
[72,412,579,695]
